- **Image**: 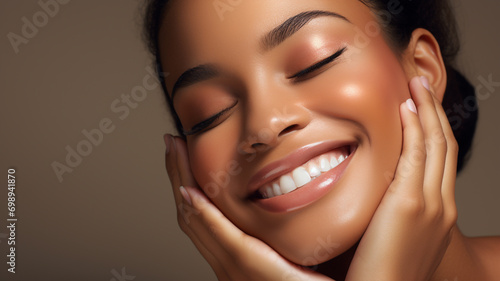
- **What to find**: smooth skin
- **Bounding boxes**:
[165,77,473,280]
[160,0,500,279]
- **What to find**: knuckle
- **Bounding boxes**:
[393,193,426,216]
[406,144,427,166]
[204,218,228,243]
[208,223,220,239]
[406,200,426,216]
[425,130,447,154]
[430,128,446,144]
[444,207,458,226]
[177,217,189,233]
[177,202,200,226]
[447,137,459,155]
[424,202,444,218]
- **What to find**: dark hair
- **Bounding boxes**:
[143,0,478,173]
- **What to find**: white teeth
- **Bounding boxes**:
[258,148,351,199]
[280,175,297,194]
[265,186,273,199]
[292,167,311,187]
[319,156,331,172]
[338,155,345,163]
[330,156,339,168]
[272,183,282,197]
[307,163,321,178]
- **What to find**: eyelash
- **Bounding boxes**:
[183,100,238,136]
[183,47,346,136]
[288,46,347,81]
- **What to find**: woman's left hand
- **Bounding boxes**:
[346,76,459,281]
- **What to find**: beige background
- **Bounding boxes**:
[0,1,499,280]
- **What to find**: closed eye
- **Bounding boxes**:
[183,100,238,136]
[288,46,347,81]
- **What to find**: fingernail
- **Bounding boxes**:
[419,76,430,91]
[179,186,192,205]
[406,99,418,114]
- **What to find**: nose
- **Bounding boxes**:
[238,87,312,154]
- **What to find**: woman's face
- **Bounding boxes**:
[159,0,413,265]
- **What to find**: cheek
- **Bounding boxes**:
[268,48,411,264]
[311,43,409,167]
[337,47,410,191]
[188,125,242,199]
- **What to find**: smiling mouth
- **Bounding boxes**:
[250,145,352,200]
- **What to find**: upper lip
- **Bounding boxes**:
[246,140,355,199]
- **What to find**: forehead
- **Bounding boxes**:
[158,0,374,88]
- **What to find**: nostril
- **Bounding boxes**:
[279,124,299,137]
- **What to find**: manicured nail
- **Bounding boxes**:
[419,76,430,91]
[406,99,418,114]
[179,186,192,205]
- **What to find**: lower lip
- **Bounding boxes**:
[252,149,354,213]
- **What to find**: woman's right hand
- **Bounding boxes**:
[164,135,333,281]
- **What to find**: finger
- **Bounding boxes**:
[168,140,247,263]
[410,77,447,203]
[169,138,276,278]
[177,199,236,268]
[391,98,425,195]
[172,136,198,188]
[164,134,184,205]
[171,136,237,258]
[183,186,249,261]
[179,189,293,280]
[165,137,247,280]
[181,186,332,280]
[166,136,235,263]
[183,186,299,279]
[165,135,199,210]
[178,217,231,280]
[165,135,228,270]
[430,95,458,215]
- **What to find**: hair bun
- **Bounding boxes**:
[442,66,478,172]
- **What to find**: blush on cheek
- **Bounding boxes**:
[188,128,241,200]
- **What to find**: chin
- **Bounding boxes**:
[240,143,397,267]
[261,200,373,266]
[274,225,364,266]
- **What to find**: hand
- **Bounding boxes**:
[164,135,333,281]
[346,76,459,281]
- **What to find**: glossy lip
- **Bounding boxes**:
[253,151,354,212]
[246,140,356,200]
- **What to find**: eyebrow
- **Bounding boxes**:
[171,64,219,98]
[171,10,350,98]
[261,10,350,52]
